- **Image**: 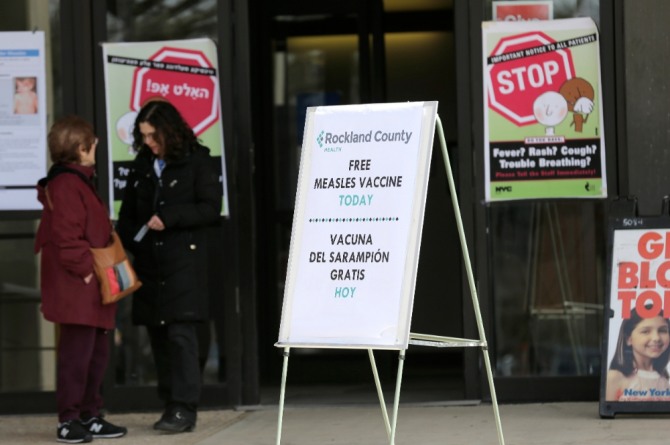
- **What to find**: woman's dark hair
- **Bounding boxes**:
[132,99,199,161]
[609,305,670,378]
[47,115,96,164]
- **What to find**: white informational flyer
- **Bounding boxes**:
[0,31,48,211]
[277,102,438,350]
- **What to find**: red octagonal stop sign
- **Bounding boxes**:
[130,47,219,136]
[487,32,575,126]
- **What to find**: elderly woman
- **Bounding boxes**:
[35,115,127,443]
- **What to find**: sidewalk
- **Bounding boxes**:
[3,401,670,445]
[0,409,244,445]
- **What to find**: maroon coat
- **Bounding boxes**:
[34,163,117,329]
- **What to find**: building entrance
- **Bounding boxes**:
[252,0,466,404]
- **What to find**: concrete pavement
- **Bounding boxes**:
[2,401,670,445]
[204,401,670,445]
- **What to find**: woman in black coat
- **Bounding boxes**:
[117,100,222,433]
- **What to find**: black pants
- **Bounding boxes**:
[146,323,200,414]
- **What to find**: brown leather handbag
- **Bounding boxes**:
[90,230,142,304]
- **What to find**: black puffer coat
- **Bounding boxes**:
[117,145,222,326]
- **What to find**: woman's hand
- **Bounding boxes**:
[147,214,165,231]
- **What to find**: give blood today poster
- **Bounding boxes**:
[482,17,606,202]
[604,227,670,404]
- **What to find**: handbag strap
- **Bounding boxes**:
[44,187,54,211]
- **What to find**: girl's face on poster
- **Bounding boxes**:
[627,316,670,360]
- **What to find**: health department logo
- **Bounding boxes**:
[494,185,513,193]
[316,129,341,152]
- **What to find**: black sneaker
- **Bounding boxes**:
[153,408,196,433]
[57,420,93,443]
[152,410,169,430]
[81,416,128,438]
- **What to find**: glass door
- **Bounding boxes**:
[256,0,465,404]
[0,0,63,414]
[100,0,231,410]
[478,0,606,401]
[255,0,390,394]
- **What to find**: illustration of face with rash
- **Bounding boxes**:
[116,111,139,155]
[533,91,568,136]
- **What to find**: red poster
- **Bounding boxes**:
[493,1,553,21]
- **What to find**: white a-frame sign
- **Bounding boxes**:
[276,102,505,445]
[278,102,434,349]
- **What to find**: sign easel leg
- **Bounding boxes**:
[389,350,406,445]
[368,349,392,439]
[276,347,290,445]
[436,116,506,445]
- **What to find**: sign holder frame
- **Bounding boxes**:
[599,196,670,418]
[274,116,505,445]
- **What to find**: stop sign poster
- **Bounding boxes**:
[101,38,229,217]
[482,17,606,202]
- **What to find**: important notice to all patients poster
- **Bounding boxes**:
[0,31,47,212]
[278,102,437,349]
[482,17,606,201]
[101,38,229,217]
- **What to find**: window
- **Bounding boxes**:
[0,0,62,393]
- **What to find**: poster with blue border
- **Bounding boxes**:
[0,31,47,212]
